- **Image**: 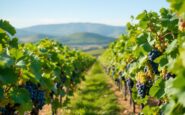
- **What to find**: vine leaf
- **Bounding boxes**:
[0,68,17,84]
[30,59,42,81]
[0,19,16,36]
[136,33,148,45]
[165,39,177,54]
[149,78,165,99]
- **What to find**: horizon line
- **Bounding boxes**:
[15,21,126,29]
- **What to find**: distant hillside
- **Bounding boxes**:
[15,23,126,50]
[63,32,115,45]
[17,23,125,37]
[16,30,58,42]
[17,32,114,45]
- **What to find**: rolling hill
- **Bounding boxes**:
[17,23,125,37]
[16,23,126,51]
[63,32,115,45]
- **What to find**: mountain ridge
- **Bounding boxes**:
[15,23,126,50]
[16,22,126,37]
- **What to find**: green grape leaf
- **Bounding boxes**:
[136,33,148,45]
[30,59,42,80]
[53,67,61,80]
[160,8,169,17]
[0,88,3,99]
[159,57,168,67]
[178,92,185,107]
[141,42,152,52]
[10,37,18,48]
[173,75,185,89]
[0,19,16,36]
[0,68,17,84]
[10,88,31,104]
[155,55,168,67]
[170,103,185,115]
[167,0,185,14]
[0,55,14,68]
[52,98,61,110]
[9,48,24,60]
[136,10,147,20]
[0,28,6,34]
[161,18,170,27]
[0,44,3,53]
[18,102,33,115]
[40,77,53,90]
[165,39,177,54]
[149,78,165,99]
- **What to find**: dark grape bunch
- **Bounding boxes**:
[126,78,134,90]
[148,60,159,74]
[136,82,147,98]
[136,79,152,98]
[164,73,176,80]
[0,103,19,115]
[36,90,45,109]
[148,49,161,61]
[25,81,45,109]
[147,49,161,74]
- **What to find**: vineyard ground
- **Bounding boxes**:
[62,61,121,114]
[40,61,140,115]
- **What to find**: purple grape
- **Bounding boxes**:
[164,73,176,80]
[148,60,159,74]
[136,82,147,98]
[148,49,161,61]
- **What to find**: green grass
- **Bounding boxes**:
[63,61,120,115]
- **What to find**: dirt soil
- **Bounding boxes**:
[107,78,140,115]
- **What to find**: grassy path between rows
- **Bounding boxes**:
[63,61,122,115]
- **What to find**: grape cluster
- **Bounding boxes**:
[25,82,45,109]
[147,49,161,74]
[164,73,176,80]
[136,79,153,98]
[37,90,45,109]
[0,103,19,115]
[148,49,161,61]
[126,78,134,90]
[148,60,159,74]
[136,83,147,98]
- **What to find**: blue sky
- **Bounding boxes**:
[0,0,169,28]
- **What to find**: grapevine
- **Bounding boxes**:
[99,2,185,114]
[0,20,95,115]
